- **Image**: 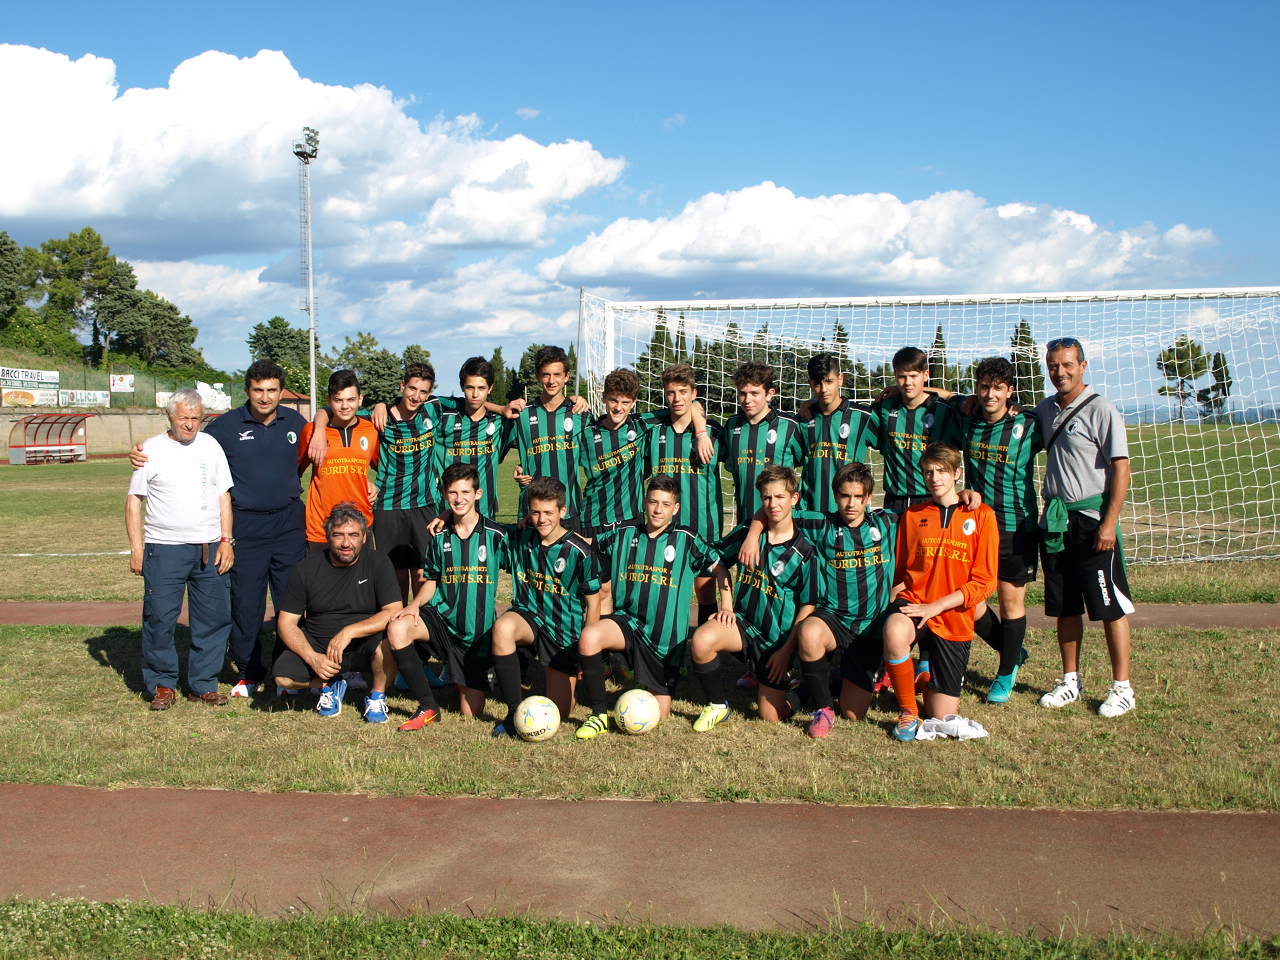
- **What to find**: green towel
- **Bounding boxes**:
[1043,494,1105,553]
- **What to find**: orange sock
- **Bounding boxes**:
[886,656,918,716]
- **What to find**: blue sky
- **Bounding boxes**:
[3,0,1276,382]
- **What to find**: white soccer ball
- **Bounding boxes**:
[513,695,560,742]
[614,688,661,735]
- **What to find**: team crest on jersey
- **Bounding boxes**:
[563,416,575,433]
[424,417,433,431]
[771,559,785,576]
[359,436,369,451]
[287,431,297,445]
[839,423,850,439]
[478,545,488,563]
[962,518,977,536]
[767,429,777,444]
[554,557,567,573]
[869,527,881,542]
[925,414,934,429]
[627,429,636,441]
[487,422,496,436]
[663,545,676,563]
[1066,420,1082,436]
[1011,422,1024,440]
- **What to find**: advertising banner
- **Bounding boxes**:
[110,374,135,393]
[2,388,59,407]
[0,367,59,390]
[58,389,111,407]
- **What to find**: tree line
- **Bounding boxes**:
[246,315,578,409]
[0,227,228,384]
[630,311,1048,414]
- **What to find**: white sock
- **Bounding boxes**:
[1112,679,1132,690]
[1064,671,1080,687]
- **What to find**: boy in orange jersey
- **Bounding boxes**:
[297,370,380,549]
[883,443,998,742]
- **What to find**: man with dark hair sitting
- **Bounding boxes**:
[272,503,402,718]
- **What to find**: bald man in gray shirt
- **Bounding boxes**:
[1031,338,1136,718]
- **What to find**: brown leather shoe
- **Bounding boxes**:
[150,686,177,711]
[186,690,229,706]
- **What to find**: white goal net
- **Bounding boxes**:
[578,287,1280,564]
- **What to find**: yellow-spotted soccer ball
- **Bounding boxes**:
[513,695,560,742]
[614,688,661,735]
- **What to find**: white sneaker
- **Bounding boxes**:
[1039,677,1082,708]
[1098,682,1136,718]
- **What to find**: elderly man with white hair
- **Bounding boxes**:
[125,389,235,710]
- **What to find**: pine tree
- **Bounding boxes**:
[1009,317,1044,405]
[929,324,951,390]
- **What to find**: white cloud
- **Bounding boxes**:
[0,45,623,263]
[662,113,686,130]
[515,107,541,119]
[541,181,1216,295]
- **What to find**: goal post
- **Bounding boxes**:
[578,286,1280,564]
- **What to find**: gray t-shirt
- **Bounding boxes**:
[1032,386,1129,521]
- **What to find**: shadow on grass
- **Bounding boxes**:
[83,624,229,698]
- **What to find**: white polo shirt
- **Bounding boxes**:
[128,432,233,544]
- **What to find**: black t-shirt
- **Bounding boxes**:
[279,547,401,644]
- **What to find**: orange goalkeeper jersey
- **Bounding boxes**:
[896,501,999,642]
[299,420,380,543]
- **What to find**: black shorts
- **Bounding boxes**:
[733,621,793,691]
[373,505,437,570]
[505,608,579,676]
[419,605,492,692]
[817,610,889,693]
[998,517,1040,585]
[883,493,932,516]
[1041,512,1135,622]
[884,599,969,698]
[605,613,683,697]
[271,631,383,683]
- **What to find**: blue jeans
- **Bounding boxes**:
[141,542,232,695]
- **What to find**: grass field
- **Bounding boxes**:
[1,624,1275,810]
[2,458,1278,603]
[1,899,1273,960]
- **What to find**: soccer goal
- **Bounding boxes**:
[578,286,1280,564]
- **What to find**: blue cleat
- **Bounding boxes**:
[893,712,921,742]
[363,691,389,723]
[317,678,347,718]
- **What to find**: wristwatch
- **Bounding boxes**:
[220,536,236,546]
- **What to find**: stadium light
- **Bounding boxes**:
[293,126,320,414]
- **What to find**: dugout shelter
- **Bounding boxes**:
[7,413,96,464]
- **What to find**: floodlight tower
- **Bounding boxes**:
[293,126,320,413]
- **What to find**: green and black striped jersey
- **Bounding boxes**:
[577,412,663,533]
[421,515,511,652]
[720,409,805,524]
[717,525,823,651]
[874,395,963,498]
[799,400,878,514]
[961,410,1043,531]
[509,527,602,648]
[793,508,899,633]
[432,408,512,519]
[509,398,583,520]
[595,521,716,662]
[641,415,725,542]
[374,397,460,510]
